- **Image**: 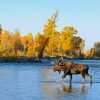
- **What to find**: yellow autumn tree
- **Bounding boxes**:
[22,33,34,56]
[34,33,46,54]
[0,12,87,58]
[26,33,34,55]
[0,30,12,56]
[43,12,61,55]
[44,31,61,55]
[12,31,22,55]
[43,12,58,37]
[61,26,77,56]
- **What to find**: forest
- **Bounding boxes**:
[0,12,100,61]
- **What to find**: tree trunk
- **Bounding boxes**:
[37,38,49,60]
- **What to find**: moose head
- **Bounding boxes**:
[52,57,64,74]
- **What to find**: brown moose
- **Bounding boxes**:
[53,58,92,84]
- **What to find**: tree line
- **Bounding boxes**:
[0,12,99,59]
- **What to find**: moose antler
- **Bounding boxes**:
[51,61,56,65]
[58,57,63,65]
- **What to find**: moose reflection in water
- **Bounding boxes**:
[61,83,86,94]
[53,58,92,84]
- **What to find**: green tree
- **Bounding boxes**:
[94,42,100,51]
[94,42,100,58]
[73,36,85,57]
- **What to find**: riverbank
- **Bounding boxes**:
[0,56,42,63]
[45,56,100,60]
[0,56,99,63]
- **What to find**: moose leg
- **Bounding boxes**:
[60,73,68,82]
[62,73,68,79]
[82,75,85,84]
[69,74,72,84]
[81,72,85,84]
[85,73,92,84]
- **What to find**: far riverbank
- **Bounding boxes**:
[0,56,99,63]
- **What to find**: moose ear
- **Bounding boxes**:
[51,61,56,65]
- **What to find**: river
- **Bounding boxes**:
[0,59,100,100]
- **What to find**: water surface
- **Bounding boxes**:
[0,59,100,100]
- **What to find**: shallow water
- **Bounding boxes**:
[0,59,100,100]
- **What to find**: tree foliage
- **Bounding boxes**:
[85,42,100,58]
[1,12,97,58]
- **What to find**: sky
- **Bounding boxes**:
[0,0,100,50]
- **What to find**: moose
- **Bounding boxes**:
[53,58,92,84]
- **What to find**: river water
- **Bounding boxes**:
[0,59,100,100]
